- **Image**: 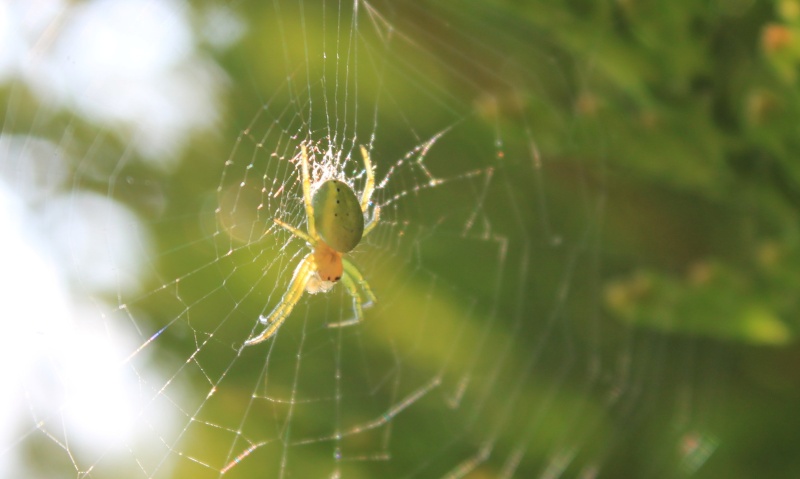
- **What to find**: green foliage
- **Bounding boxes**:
[546,0,800,345]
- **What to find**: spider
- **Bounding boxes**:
[244,143,379,346]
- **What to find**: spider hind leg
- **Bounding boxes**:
[244,253,315,346]
[326,258,376,329]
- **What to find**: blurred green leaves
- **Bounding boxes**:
[554,0,800,346]
[605,246,797,345]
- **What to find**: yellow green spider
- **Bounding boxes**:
[244,144,380,346]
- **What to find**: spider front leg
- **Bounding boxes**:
[300,144,317,239]
[244,253,315,346]
[358,145,380,238]
[359,145,375,211]
[363,205,380,237]
[326,258,376,329]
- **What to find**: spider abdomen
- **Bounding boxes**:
[312,179,364,253]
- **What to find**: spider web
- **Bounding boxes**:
[0,0,729,478]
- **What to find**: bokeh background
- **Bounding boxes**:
[2,1,799,478]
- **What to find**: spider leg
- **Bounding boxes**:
[274,218,315,245]
[327,273,364,329]
[244,253,315,346]
[300,144,316,239]
[343,258,377,305]
[358,145,380,238]
[359,145,375,211]
[362,205,380,238]
[326,258,376,329]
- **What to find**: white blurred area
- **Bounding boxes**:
[0,138,174,476]
[0,0,239,168]
[0,0,243,476]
